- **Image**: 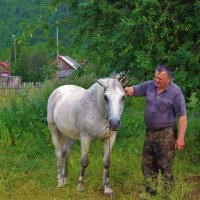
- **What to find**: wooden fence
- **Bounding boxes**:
[0,76,43,96]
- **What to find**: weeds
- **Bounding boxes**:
[0,77,200,199]
[0,137,198,200]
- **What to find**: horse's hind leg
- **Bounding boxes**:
[103,132,116,194]
[77,134,91,192]
[61,138,74,182]
[49,123,67,187]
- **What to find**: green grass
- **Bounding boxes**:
[0,130,199,200]
[0,80,200,200]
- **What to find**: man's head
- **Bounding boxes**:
[155,65,173,90]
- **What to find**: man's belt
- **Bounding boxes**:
[147,127,173,132]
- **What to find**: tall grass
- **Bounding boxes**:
[0,134,197,200]
[0,76,199,200]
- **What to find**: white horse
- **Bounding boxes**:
[47,76,126,194]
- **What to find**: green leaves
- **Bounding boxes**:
[1,0,199,104]
[12,43,52,82]
[0,82,55,147]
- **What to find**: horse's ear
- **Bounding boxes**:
[119,75,128,87]
[111,71,128,85]
[111,72,121,80]
[97,79,106,88]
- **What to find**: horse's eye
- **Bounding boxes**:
[122,96,125,101]
[104,95,108,101]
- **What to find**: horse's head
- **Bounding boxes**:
[97,78,126,131]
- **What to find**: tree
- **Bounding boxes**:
[11,43,53,82]
[49,0,200,102]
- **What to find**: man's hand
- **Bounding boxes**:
[175,114,187,150]
[124,87,134,96]
[175,138,185,150]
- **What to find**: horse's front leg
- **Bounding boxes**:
[77,134,91,192]
[103,132,116,194]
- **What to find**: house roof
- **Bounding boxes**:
[0,62,9,71]
[58,55,80,70]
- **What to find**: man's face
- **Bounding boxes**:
[155,70,170,89]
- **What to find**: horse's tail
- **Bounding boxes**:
[47,90,59,124]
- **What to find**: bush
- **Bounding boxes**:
[0,82,55,147]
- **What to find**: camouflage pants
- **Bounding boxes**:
[141,127,176,195]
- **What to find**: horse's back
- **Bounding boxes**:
[47,85,85,139]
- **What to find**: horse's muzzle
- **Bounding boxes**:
[109,118,120,131]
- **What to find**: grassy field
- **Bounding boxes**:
[0,127,199,200]
[0,83,200,200]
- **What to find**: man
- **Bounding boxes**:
[125,65,187,198]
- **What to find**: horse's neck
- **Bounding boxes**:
[87,83,107,118]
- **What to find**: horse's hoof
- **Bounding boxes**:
[104,186,113,194]
[57,177,67,187]
[77,184,84,192]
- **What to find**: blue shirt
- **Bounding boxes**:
[133,80,186,129]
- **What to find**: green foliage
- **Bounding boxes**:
[11,43,54,82]
[0,1,200,198]
[183,111,200,164]
[1,135,197,200]
[54,0,200,103]
[0,82,55,147]
[0,75,200,199]
[0,0,51,48]
[119,107,145,140]
[1,0,199,103]
[0,121,11,147]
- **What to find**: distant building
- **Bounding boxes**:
[0,75,21,88]
[0,62,22,88]
[0,61,10,77]
[52,55,80,78]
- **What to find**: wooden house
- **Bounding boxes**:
[0,62,10,76]
[52,55,80,78]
